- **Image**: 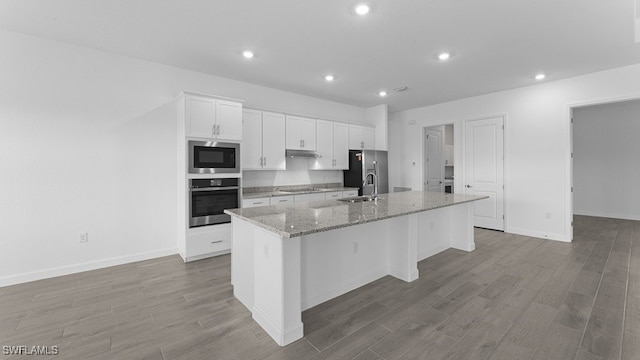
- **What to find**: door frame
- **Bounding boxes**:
[566,93,640,242]
[423,127,444,192]
[460,114,507,231]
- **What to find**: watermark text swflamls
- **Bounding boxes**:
[3,345,59,356]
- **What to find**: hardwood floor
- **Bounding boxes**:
[1,215,638,359]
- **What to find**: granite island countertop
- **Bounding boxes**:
[225,191,488,238]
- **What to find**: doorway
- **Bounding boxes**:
[424,125,455,193]
[572,99,640,222]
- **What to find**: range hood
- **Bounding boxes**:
[285,149,320,158]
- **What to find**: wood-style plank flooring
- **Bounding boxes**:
[1,215,638,359]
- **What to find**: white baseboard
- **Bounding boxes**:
[0,248,178,288]
[574,210,640,221]
[505,227,570,242]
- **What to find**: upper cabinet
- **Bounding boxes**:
[348,125,375,150]
[312,120,349,170]
[242,109,286,170]
[186,94,242,140]
[286,115,316,150]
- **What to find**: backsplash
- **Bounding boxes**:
[242,157,343,187]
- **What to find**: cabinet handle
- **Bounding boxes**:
[264,157,266,166]
[217,124,221,135]
[361,141,364,149]
[302,139,305,147]
[212,125,216,136]
[260,157,263,166]
[254,201,264,205]
[211,240,223,244]
[278,199,287,202]
[300,139,303,147]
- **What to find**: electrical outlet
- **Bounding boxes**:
[545,212,551,219]
[79,232,89,243]
[353,241,358,254]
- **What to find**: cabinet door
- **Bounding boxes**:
[186,96,216,138]
[300,118,316,150]
[242,109,263,170]
[216,100,242,140]
[325,191,343,200]
[362,126,375,150]
[262,112,286,170]
[270,195,293,205]
[333,122,349,169]
[313,120,334,169]
[285,116,303,149]
[348,125,363,149]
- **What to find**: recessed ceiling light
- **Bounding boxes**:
[378,91,387,97]
[438,52,451,61]
[355,4,370,15]
[325,75,335,82]
[242,50,254,59]
[535,73,546,80]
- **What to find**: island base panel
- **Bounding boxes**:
[231,201,476,346]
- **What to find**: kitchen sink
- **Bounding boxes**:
[338,196,376,203]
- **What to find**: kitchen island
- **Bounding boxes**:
[225,191,487,346]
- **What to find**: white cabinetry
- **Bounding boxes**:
[324,191,343,200]
[242,197,271,208]
[313,120,349,170]
[348,125,375,150]
[270,196,294,205]
[286,115,316,150]
[184,224,231,262]
[342,190,358,197]
[242,109,286,170]
[186,94,242,140]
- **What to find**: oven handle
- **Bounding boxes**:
[190,186,240,192]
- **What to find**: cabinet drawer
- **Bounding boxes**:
[343,190,358,197]
[270,195,294,205]
[325,192,343,200]
[186,224,231,260]
[242,197,270,208]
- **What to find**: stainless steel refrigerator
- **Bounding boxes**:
[343,150,389,196]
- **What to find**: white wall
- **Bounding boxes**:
[573,100,640,220]
[0,30,366,286]
[389,63,640,241]
[243,158,342,188]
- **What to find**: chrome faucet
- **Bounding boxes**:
[365,171,378,200]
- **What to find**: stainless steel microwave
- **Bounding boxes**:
[188,140,240,174]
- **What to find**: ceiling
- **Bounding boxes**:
[1,0,639,111]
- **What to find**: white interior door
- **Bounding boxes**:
[464,117,504,230]
[425,128,443,192]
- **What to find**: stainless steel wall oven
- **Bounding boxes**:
[189,178,240,227]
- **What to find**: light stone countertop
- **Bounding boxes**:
[242,186,359,199]
[225,191,488,238]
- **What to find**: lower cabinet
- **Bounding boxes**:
[242,197,271,208]
[270,196,294,205]
[342,190,358,197]
[184,223,231,262]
